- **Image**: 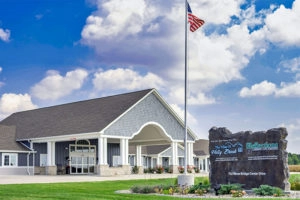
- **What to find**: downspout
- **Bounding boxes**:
[32,149,35,176]
[27,152,30,175]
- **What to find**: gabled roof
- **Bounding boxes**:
[193,139,209,156]
[0,125,30,152]
[0,89,152,140]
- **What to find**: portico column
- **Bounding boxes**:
[46,141,56,175]
[171,142,178,173]
[136,145,142,166]
[136,145,143,174]
[187,142,194,167]
[120,138,129,165]
[205,157,209,172]
[98,137,107,165]
[97,137,108,176]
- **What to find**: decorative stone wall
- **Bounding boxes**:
[97,165,131,176]
[209,127,290,191]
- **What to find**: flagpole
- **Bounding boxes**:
[184,0,188,175]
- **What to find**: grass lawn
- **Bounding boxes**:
[0,175,299,200]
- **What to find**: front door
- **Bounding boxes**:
[69,140,96,174]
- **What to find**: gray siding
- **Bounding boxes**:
[0,153,1,166]
[55,142,72,166]
[160,146,184,157]
[161,148,172,157]
[107,143,120,167]
[33,143,47,166]
[18,153,34,166]
[105,93,194,141]
[178,147,185,157]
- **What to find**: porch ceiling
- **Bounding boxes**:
[129,124,171,146]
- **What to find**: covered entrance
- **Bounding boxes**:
[69,140,96,174]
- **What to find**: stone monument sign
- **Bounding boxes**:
[209,127,290,190]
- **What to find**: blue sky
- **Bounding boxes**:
[0,0,299,153]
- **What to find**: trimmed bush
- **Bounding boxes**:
[218,183,243,195]
[252,185,284,196]
[189,182,210,194]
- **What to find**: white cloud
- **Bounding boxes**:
[263,0,300,46]
[279,57,300,80]
[0,93,37,118]
[167,87,216,105]
[81,0,300,106]
[239,80,300,98]
[192,0,243,24]
[239,80,277,97]
[81,0,148,41]
[170,103,197,127]
[31,69,88,100]
[92,68,165,91]
[0,28,10,42]
[276,81,300,97]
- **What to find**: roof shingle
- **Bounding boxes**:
[0,125,29,151]
[0,89,152,140]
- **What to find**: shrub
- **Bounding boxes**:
[252,185,284,196]
[194,167,200,173]
[178,166,184,173]
[189,182,210,194]
[230,190,246,197]
[131,185,157,194]
[218,183,243,195]
[131,166,139,174]
[132,184,179,195]
[164,167,173,173]
[156,165,164,174]
[195,188,207,196]
[290,176,300,190]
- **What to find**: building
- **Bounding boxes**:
[193,139,210,173]
[129,144,186,172]
[0,89,198,176]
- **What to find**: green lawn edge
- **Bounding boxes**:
[0,175,299,200]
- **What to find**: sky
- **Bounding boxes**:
[0,0,299,153]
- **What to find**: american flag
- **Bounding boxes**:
[187,2,205,32]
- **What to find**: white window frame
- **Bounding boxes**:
[40,154,47,167]
[2,153,18,167]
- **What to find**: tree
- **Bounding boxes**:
[288,153,300,165]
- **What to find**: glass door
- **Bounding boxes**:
[69,140,96,174]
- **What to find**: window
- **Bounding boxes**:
[40,154,47,166]
[2,153,18,167]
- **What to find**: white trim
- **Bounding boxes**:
[0,166,33,169]
[101,135,130,139]
[23,132,101,143]
[130,122,173,141]
[0,150,35,153]
[1,153,18,167]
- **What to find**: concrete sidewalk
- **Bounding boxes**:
[0,173,209,185]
